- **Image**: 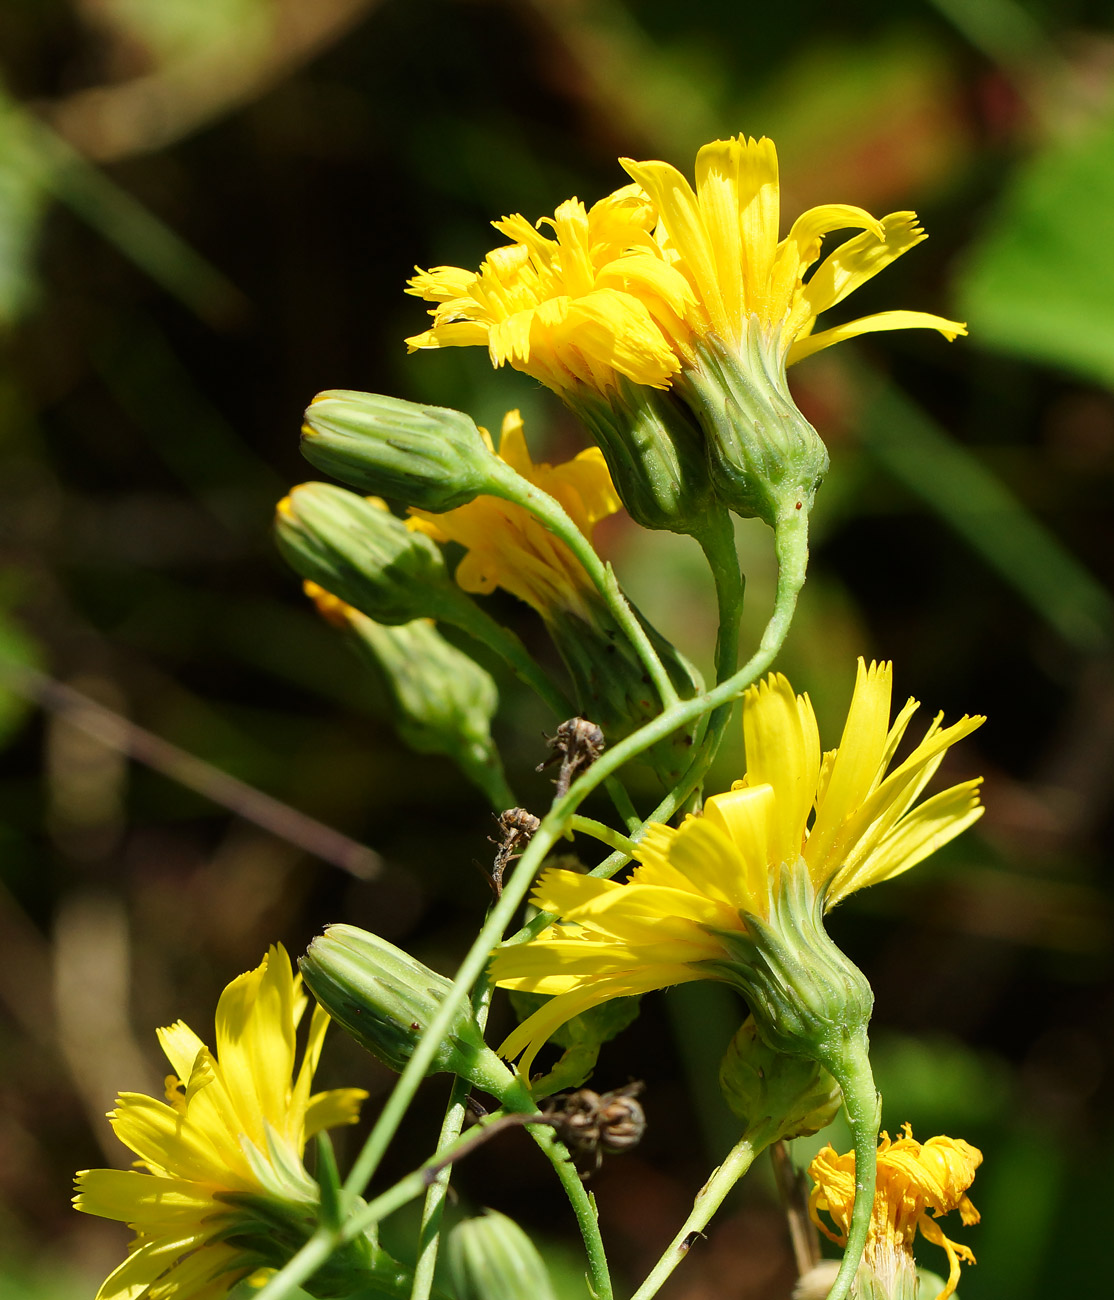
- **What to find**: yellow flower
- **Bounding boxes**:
[617,133,965,369]
[809,1125,982,1300]
[74,947,366,1300]
[406,187,684,394]
[406,134,966,530]
[406,135,964,394]
[408,408,621,622]
[492,659,984,1078]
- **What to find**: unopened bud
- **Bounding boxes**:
[719,1016,841,1139]
[447,1210,558,1300]
[304,583,511,809]
[275,483,466,625]
[300,925,519,1100]
[301,391,500,511]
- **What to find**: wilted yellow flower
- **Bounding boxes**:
[408,408,621,622]
[74,947,365,1300]
[492,659,984,1079]
[809,1125,982,1300]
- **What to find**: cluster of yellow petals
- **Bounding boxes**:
[809,1124,983,1300]
[406,134,966,398]
[492,660,984,1078]
[74,947,366,1300]
[408,408,621,621]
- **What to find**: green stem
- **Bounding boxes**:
[264,508,808,1300]
[604,775,642,832]
[629,1122,779,1300]
[503,507,807,948]
[569,814,638,859]
[487,458,680,710]
[816,1028,881,1300]
[410,986,496,1300]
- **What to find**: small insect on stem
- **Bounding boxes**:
[537,717,605,800]
[540,1082,646,1179]
[486,806,541,897]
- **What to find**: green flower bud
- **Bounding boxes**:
[301,390,500,511]
[305,583,512,809]
[275,482,471,626]
[571,381,725,541]
[681,328,829,528]
[719,1016,841,1139]
[300,925,517,1100]
[447,1210,558,1300]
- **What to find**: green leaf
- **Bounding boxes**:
[958,110,1114,387]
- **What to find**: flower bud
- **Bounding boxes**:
[719,1016,841,1139]
[447,1210,558,1300]
[300,925,519,1100]
[304,583,512,809]
[682,329,829,528]
[301,390,500,511]
[275,483,468,625]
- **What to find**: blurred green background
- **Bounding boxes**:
[1,1,1112,1296]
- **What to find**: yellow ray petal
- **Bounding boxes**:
[828,781,984,904]
[740,673,820,867]
[788,309,968,365]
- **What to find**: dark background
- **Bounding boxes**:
[1,1,1112,1296]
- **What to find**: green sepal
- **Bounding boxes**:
[216,1190,416,1298]
[571,380,723,538]
[314,1132,343,1232]
[702,857,873,1063]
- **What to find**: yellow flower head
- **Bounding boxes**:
[809,1125,982,1300]
[406,135,964,395]
[617,133,966,369]
[408,409,621,621]
[74,946,366,1300]
[492,660,984,1078]
[406,187,684,394]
